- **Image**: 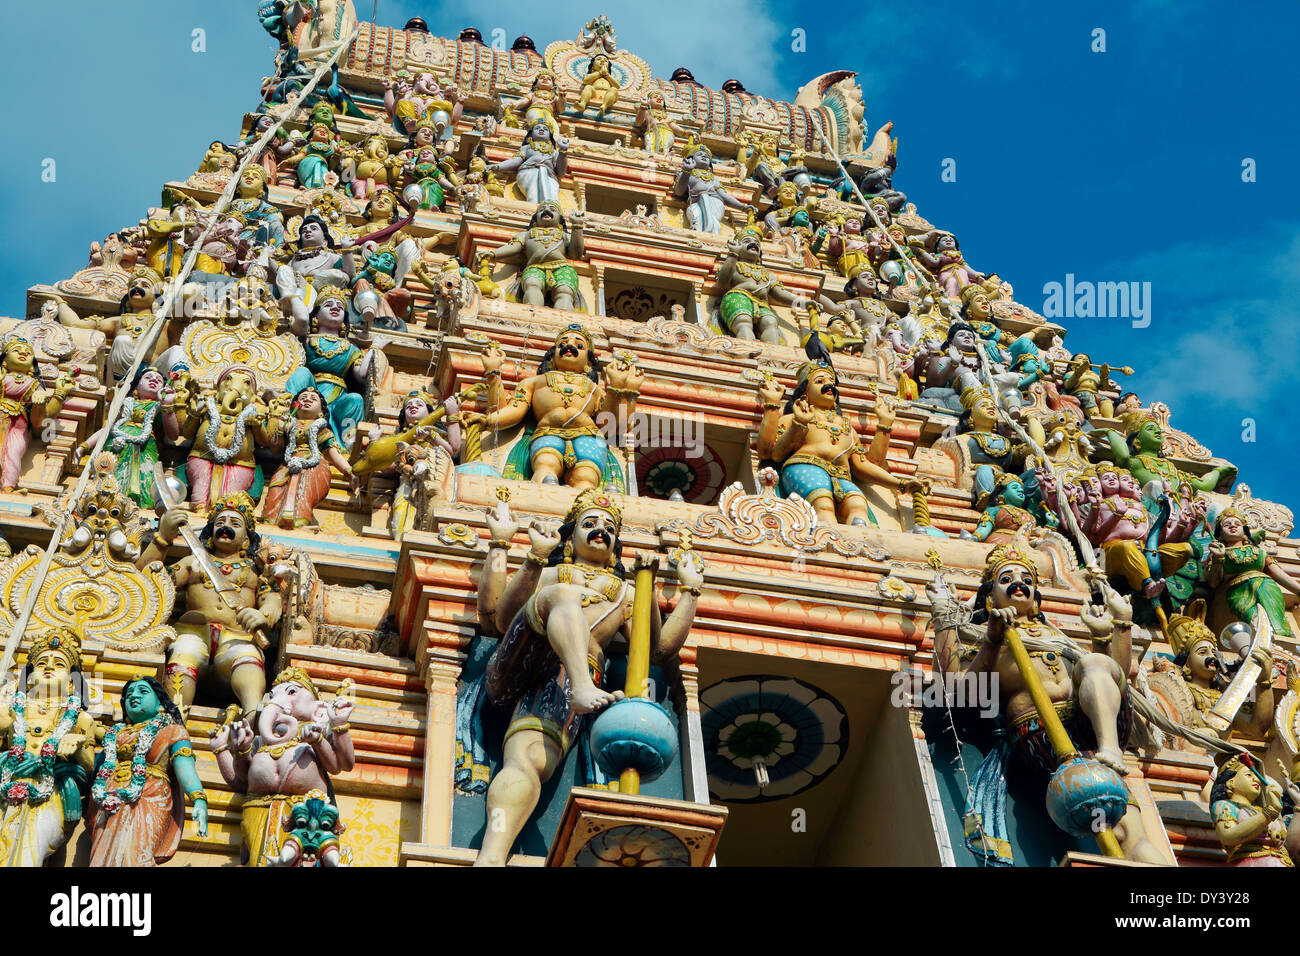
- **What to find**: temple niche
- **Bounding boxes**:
[0,1,1294,871]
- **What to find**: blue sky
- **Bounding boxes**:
[1,1,1295,517]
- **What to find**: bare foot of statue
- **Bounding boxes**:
[1094,747,1129,776]
[570,683,623,715]
[1142,577,1165,598]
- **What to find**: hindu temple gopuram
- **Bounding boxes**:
[1,2,1297,871]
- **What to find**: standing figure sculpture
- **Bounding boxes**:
[473,490,704,866]
[78,365,166,509]
[261,385,353,529]
[673,144,747,234]
[512,69,565,135]
[87,676,209,867]
[465,326,640,490]
[210,667,355,867]
[487,201,587,311]
[756,363,900,527]
[490,124,569,204]
[0,335,74,492]
[141,493,284,715]
[635,88,684,154]
[0,629,96,867]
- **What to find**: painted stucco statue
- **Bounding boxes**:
[285,122,345,190]
[1210,753,1299,866]
[946,385,1022,507]
[164,364,275,511]
[578,52,621,114]
[383,70,463,139]
[673,143,747,234]
[715,228,801,344]
[486,201,587,311]
[76,365,166,509]
[811,214,872,278]
[816,267,895,343]
[1109,409,1237,494]
[490,124,569,204]
[473,490,703,866]
[210,668,355,867]
[0,335,74,492]
[87,676,208,867]
[399,139,458,212]
[1061,353,1119,422]
[909,232,985,301]
[856,148,906,213]
[346,133,402,201]
[140,493,285,715]
[1046,463,1203,600]
[229,163,286,248]
[636,88,684,154]
[261,384,353,529]
[756,362,900,527]
[1163,603,1274,735]
[0,628,96,867]
[360,388,461,539]
[917,321,983,413]
[763,181,816,239]
[285,284,378,450]
[928,544,1165,863]
[1206,508,1300,638]
[970,473,1050,544]
[274,214,358,331]
[510,68,565,136]
[465,326,639,491]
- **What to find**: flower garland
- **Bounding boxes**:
[203,397,258,464]
[284,417,326,473]
[91,711,171,814]
[0,692,81,807]
[109,397,158,451]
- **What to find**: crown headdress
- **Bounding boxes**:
[272,666,318,700]
[207,491,258,529]
[1167,605,1216,659]
[565,488,623,531]
[981,540,1039,586]
[27,627,83,670]
[1119,409,1158,437]
[553,322,593,350]
[959,385,994,412]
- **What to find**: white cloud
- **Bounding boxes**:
[1107,227,1300,417]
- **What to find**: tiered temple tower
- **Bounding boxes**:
[0,5,1296,868]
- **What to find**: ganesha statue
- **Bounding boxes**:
[210,667,355,867]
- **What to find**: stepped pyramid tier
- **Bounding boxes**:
[1,2,1297,869]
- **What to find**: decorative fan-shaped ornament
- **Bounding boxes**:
[635,442,725,504]
[700,675,849,803]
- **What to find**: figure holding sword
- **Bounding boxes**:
[137,475,284,717]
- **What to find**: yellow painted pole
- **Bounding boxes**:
[1004,625,1125,859]
[618,563,656,794]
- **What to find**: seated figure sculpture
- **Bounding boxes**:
[464,325,640,490]
[472,490,704,866]
[756,363,900,527]
[140,492,284,716]
[928,543,1164,863]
